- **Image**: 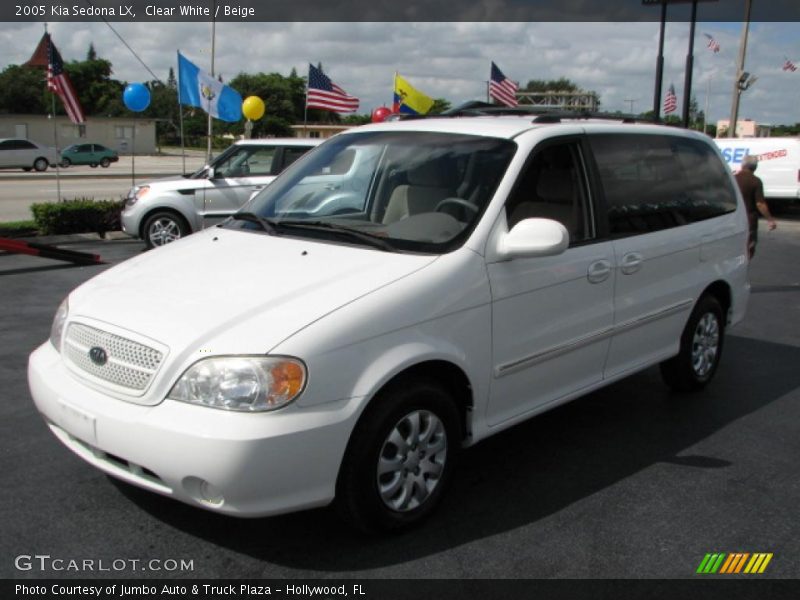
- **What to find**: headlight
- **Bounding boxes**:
[125,185,150,207]
[168,356,306,412]
[49,297,69,352]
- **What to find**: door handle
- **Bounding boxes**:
[324,184,340,191]
[587,259,612,284]
[620,252,643,275]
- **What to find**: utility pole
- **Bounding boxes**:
[682,0,698,128]
[728,0,753,138]
[624,99,636,114]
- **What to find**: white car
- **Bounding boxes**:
[0,138,59,171]
[121,138,321,248]
[29,113,749,532]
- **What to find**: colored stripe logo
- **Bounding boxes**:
[696,553,773,574]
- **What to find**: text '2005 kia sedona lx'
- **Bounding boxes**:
[29,112,749,532]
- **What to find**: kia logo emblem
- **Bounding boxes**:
[89,346,108,366]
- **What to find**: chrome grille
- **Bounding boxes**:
[63,323,164,391]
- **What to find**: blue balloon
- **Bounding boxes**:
[123,83,151,112]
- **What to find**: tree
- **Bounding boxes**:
[0,65,48,114]
[86,43,97,61]
[523,78,584,93]
[429,98,452,115]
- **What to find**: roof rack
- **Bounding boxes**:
[385,101,657,125]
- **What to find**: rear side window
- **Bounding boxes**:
[590,134,737,236]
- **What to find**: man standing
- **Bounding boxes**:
[735,155,777,258]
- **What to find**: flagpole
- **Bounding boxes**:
[51,93,62,202]
[177,51,186,174]
[303,79,309,137]
[206,6,216,163]
[703,74,711,135]
[131,115,137,187]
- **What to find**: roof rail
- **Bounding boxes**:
[382,101,659,125]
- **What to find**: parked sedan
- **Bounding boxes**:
[60,143,119,168]
[0,138,59,171]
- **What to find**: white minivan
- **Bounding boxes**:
[714,136,800,204]
[29,114,750,532]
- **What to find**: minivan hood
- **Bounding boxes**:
[68,228,438,355]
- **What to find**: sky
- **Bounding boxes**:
[0,20,798,127]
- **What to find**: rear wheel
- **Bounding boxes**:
[90,163,98,168]
[60,158,71,168]
[660,295,725,392]
[336,378,460,533]
[33,157,48,172]
[142,211,189,248]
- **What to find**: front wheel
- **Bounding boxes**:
[142,211,189,248]
[660,295,725,392]
[100,157,111,168]
[336,379,460,533]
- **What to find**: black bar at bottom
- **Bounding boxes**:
[4,579,800,600]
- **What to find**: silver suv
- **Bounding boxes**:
[121,138,321,248]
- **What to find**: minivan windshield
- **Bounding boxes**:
[225,131,516,253]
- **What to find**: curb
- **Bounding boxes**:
[0,172,186,182]
[17,231,138,245]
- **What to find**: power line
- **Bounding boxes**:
[83,0,163,84]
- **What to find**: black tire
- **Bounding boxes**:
[22,167,32,172]
[60,158,71,168]
[33,157,48,172]
[660,295,725,392]
[100,157,111,168]
[336,378,460,533]
[142,211,189,249]
[90,163,98,168]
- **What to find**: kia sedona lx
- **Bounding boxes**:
[29,112,749,532]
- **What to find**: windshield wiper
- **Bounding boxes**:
[229,212,278,235]
[277,220,395,252]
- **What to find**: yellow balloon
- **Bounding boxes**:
[242,96,265,121]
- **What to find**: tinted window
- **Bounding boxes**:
[280,146,314,171]
[17,140,37,150]
[214,146,276,177]
[505,141,592,243]
[0,140,13,150]
[590,134,737,236]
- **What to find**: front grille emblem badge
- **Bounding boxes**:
[89,346,108,366]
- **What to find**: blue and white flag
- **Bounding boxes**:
[178,52,242,122]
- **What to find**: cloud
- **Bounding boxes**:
[1,21,798,125]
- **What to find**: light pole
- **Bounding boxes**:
[642,0,719,125]
[728,0,754,138]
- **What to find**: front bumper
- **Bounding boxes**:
[28,342,361,517]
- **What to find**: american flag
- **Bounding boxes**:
[703,33,720,54]
[47,35,85,124]
[783,59,798,72]
[306,64,359,114]
[489,62,518,107]
[663,84,677,115]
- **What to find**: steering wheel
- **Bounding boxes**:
[434,198,479,219]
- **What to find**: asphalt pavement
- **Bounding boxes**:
[0,150,207,222]
[1,219,799,583]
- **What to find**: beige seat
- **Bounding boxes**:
[508,168,579,236]
[382,161,455,224]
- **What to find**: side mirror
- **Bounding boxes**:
[496,218,569,260]
[206,166,216,179]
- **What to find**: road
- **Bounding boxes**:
[1,218,799,589]
[0,152,207,222]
